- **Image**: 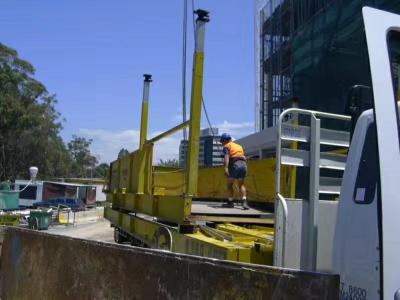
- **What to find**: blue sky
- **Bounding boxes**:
[1,1,255,163]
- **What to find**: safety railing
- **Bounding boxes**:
[275,193,288,267]
[274,108,351,271]
[275,108,351,198]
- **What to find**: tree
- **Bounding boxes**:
[67,135,98,177]
[0,43,72,180]
[118,148,130,159]
[94,163,109,178]
[157,158,180,168]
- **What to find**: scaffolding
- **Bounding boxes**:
[258,0,400,129]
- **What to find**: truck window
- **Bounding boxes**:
[19,185,37,200]
[353,123,378,205]
[388,30,400,133]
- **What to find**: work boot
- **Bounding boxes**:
[242,199,250,210]
[226,200,234,208]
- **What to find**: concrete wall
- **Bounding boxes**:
[0,227,339,299]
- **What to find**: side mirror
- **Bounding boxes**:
[345,85,373,138]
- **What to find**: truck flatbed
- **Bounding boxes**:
[189,201,274,224]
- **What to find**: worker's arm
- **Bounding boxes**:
[223,148,230,176]
[224,154,230,176]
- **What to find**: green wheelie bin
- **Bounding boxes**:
[29,210,52,230]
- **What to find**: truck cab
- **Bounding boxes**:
[272,7,400,299]
[333,7,400,299]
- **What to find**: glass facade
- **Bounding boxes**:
[179,128,223,167]
[258,0,400,129]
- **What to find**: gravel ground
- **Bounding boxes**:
[47,218,114,243]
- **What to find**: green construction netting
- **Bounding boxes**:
[260,0,400,128]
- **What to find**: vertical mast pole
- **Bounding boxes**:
[185,10,209,197]
[182,0,188,140]
[139,74,152,150]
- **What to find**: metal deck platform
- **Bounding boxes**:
[189,202,274,224]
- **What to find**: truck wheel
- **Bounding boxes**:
[114,228,126,244]
[152,227,173,251]
[130,237,144,247]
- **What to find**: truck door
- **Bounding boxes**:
[363,7,400,299]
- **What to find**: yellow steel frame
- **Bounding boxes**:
[153,159,290,202]
[110,151,290,223]
[185,51,204,197]
[105,10,279,266]
[109,119,192,222]
[107,11,211,224]
[105,207,273,265]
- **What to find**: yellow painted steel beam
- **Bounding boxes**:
[105,207,273,265]
[186,215,274,225]
[137,75,152,194]
[136,145,153,195]
[110,154,285,223]
[217,223,274,241]
[139,74,152,149]
[139,99,149,148]
[111,193,191,223]
[112,144,153,195]
[146,121,189,144]
[186,11,209,197]
[62,178,105,184]
[153,158,289,203]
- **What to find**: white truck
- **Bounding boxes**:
[272,7,400,300]
[336,7,400,299]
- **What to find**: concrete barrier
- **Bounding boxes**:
[0,227,339,299]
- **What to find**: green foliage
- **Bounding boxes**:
[0,42,111,181]
[0,43,72,180]
[94,163,109,178]
[0,180,11,191]
[67,135,98,178]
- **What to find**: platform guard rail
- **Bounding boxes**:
[274,108,351,270]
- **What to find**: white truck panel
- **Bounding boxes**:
[279,199,338,272]
[363,7,400,299]
[333,111,380,300]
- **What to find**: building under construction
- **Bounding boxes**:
[255,0,400,130]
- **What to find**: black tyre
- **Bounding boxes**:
[114,228,126,244]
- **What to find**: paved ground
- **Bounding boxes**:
[47,218,114,243]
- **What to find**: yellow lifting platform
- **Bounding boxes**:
[104,9,293,266]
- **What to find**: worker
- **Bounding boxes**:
[220,133,249,210]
